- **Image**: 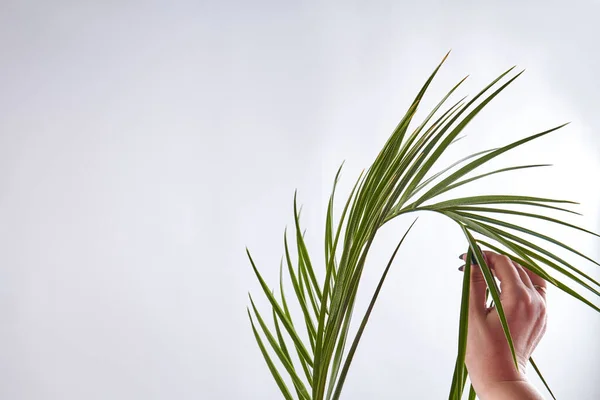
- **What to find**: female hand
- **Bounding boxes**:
[460,251,548,399]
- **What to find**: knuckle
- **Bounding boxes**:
[520,291,534,306]
[499,255,512,265]
[514,289,539,313]
[523,292,546,317]
[538,298,548,315]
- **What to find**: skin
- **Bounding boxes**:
[459,250,548,400]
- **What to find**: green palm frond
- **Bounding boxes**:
[246,52,600,399]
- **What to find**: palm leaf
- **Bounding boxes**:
[247,53,600,399]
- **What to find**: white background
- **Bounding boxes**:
[1,1,599,399]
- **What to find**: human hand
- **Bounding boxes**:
[459,250,547,399]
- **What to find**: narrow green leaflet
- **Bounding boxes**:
[441,206,599,238]
[273,303,293,366]
[279,260,314,386]
[530,357,556,400]
[294,193,323,300]
[408,148,497,200]
[468,385,476,400]
[431,164,552,199]
[419,195,579,213]
[284,230,317,349]
[325,163,345,270]
[448,250,472,400]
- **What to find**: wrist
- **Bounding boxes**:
[477,379,544,400]
[467,357,529,397]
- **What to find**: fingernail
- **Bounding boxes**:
[458,265,464,271]
[458,253,466,260]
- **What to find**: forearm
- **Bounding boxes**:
[477,380,544,400]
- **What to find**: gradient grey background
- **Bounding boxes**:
[1,1,599,399]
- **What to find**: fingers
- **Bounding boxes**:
[463,251,527,295]
[460,249,548,302]
[460,250,535,322]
